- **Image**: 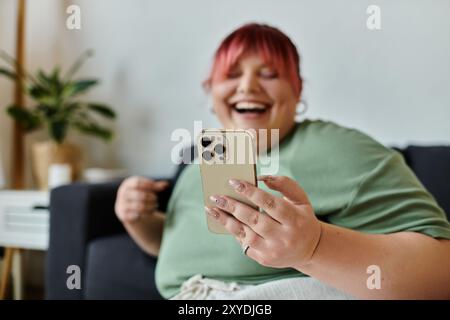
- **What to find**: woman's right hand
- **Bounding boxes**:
[115,176,169,223]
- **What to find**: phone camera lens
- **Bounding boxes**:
[202,150,214,161]
[201,137,213,148]
[214,144,225,154]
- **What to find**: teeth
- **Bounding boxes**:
[234,102,267,110]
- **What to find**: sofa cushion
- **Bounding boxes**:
[403,146,450,220]
[85,234,162,299]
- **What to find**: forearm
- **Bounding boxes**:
[123,211,166,257]
[297,222,450,299]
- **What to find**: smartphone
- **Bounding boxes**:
[197,129,258,234]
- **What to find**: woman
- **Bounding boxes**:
[114,23,450,299]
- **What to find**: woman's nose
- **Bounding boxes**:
[237,73,260,94]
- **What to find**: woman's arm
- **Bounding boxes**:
[297,223,450,299]
[208,175,450,299]
[123,211,166,257]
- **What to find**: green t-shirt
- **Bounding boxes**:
[155,119,450,299]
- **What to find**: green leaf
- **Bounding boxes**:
[36,70,53,87]
[50,67,60,83]
[28,84,54,104]
[7,105,42,131]
[36,71,55,94]
[49,67,63,95]
[49,120,68,143]
[62,79,98,98]
[1,50,38,84]
[0,67,17,80]
[1,68,32,94]
[28,76,64,106]
[35,69,63,95]
[62,102,82,114]
[86,103,116,118]
[29,84,49,98]
[36,104,58,119]
[73,120,113,141]
[1,67,32,94]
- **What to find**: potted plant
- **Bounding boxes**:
[0,50,116,189]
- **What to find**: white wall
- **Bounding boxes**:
[1,0,449,187]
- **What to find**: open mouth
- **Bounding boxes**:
[231,101,270,115]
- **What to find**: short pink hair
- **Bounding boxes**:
[204,23,302,97]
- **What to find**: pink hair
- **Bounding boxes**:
[204,23,302,97]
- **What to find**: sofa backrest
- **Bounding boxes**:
[399,146,450,220]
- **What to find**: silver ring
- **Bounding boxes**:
[243,245,250,255]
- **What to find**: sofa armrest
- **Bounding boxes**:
[46,181,123,299]
[46,178,174,299]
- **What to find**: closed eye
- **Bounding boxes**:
[259,69,278,79]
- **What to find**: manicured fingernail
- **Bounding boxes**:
[210,195,226,207]
[229,179,245,192]
[258,175,274,182]
[205,206,219,219]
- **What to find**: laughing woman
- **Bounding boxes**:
[114,23,450,299]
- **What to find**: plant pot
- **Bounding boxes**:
[31,141,83,190]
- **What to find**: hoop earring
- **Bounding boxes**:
[206,97,215,114]
[296,100,308,116]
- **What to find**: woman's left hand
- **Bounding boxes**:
[206,175,322,270]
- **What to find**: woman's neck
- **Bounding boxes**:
[255,121,298,155]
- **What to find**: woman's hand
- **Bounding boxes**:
[115,176,168,223]
[205,175,322,270]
